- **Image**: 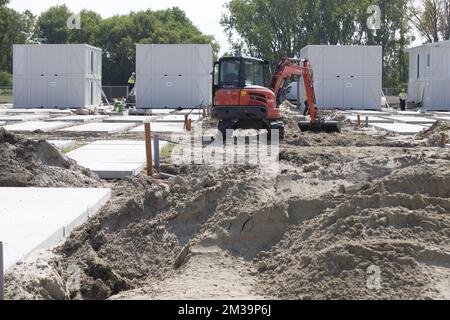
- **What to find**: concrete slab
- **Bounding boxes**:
[104,115,158,124]
[349,110,392,116]
[1,121,75,132]
[395,111,432,116]
[432,116,450,122]
[59,122,135,134]
[0,114,49,122]
[67,140,168,179]
[385,116,437,125]
[372,123,427,135]
[345,115,394,123]
[156,114,202,123]
[48,140,76,150]
[0,187,111,269]
[175,109,204,115]
[1,109,72,115]
[132,109,175,115]
[0,104,13,110]
[131,122,186,133]
[46,115,108,123]
[147,109,175,115]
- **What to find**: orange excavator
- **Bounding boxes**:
[212,56,341,139]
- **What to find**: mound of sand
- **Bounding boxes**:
[8,156,450,300]
[254,164,450,300]
[4,118,450,300]
[416,120,449,146]
[0,128,100,187]
[5,165,285,299]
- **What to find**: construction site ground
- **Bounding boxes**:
[1,104,450,300]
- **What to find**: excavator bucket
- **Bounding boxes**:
[298,121,342,133]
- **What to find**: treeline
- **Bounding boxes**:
[2,0,449,89]
[222,0,450,88]
[0,1,219,85]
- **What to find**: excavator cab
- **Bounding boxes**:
[212,57,284,139]
[213,57,270,98]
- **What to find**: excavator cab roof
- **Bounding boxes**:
[218,56,269,64]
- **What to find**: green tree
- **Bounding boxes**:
[409,0,450,42]
[356,0,412,87]
[37,5,72,43]
[68,10,102,45]
[222,0,411,88]
[0,71,12,86]
[7,5,218,86]
[0,0,33,72]
[98,8,219,85]
[222,0,306,63]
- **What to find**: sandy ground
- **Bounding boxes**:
[3,106,450,300]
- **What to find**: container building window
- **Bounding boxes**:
[417,54,420,79]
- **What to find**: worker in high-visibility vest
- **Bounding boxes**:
[128,72,136,93]
[399,89,408,111]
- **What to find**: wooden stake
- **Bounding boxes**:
[357,114,361,127]
[144,122,153,176]
[441,132,447,148]
[203,107,206,118]
[184,114,188,130]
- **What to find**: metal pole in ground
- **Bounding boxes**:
[144,122,153,177]
[153,134,160,169]
[0,241,4,300]
[365,116,369,128]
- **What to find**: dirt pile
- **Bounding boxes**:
[0,128,100,187]
[4,115,450,300]
[5,165,287,299]
[254,163,450,299]
[415,120,449,146]
[284,130,417,147]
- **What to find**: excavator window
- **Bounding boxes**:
[220,60,240,87]
[216,57,269,90]
[244,60,265,87]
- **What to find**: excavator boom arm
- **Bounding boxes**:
[270,58,318,124]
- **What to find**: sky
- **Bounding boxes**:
[8,0,425,53]
[8,0,232,54]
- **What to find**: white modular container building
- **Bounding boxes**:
[136,44,212,109]
[299,45,382,110]
[408,40,450,111]
[13,44,102,109]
